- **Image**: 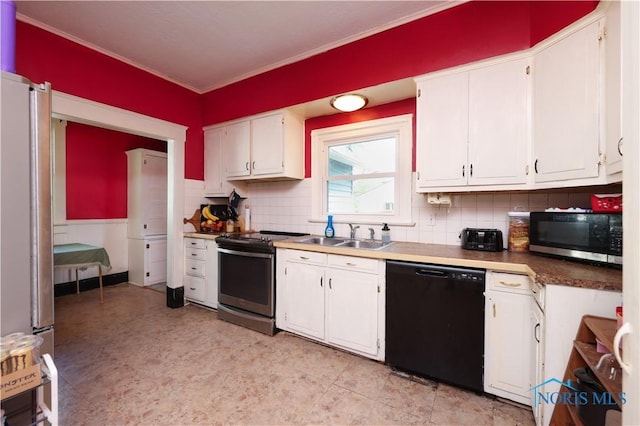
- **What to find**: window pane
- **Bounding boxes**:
[328,137,395,177]
[327,177,394,214]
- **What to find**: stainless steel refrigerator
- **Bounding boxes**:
[1,70,54,416]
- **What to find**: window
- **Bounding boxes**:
[312,114,413,225]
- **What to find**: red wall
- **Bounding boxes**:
[14,1,598,218]
[201,1,597,124]
[65,122,166,219]
[15,21,204,180]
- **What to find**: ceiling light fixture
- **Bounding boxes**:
[330,94,368,112]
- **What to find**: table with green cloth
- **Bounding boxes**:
[53,243,112,303]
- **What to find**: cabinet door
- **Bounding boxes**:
[251,112,285,176]
[326,268,379,357]
[416,73,469,189]
[284,261,325,340]
[530,301,545,426]
[484,290,532,405]
[605,2,623,176]
[184,274,205,302]
[145,237,167,285]
[222,120,251,178]
[468,59,529,185]
[204,240,219,309]
[533,21,601,183]
[140,153,167,235]
[204,127,227,196]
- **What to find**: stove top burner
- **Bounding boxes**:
[215,230,309,252]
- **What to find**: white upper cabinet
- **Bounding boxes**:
[604,1,623,176]
[416,56,529,192]
[220,109,304,181]
[532,20,601,183]
[222,120,252,178]
[204,125,237,197]
[126,148,167,238]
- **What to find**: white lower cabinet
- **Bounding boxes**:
[277,249,385,361]
[128,235,167,286]
[484,271,533,406]
[183,237,218,309]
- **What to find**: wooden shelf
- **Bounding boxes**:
[551,315,622,425]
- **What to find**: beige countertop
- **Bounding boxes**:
[183,232,622,292]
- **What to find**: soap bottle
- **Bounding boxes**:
[324,215,335,238]
[381,223,391,243]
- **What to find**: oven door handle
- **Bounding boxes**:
[218,247,274,259]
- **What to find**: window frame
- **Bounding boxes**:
[311,114,413,226]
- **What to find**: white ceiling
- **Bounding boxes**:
[16,1,457,103]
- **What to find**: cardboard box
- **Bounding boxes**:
[0,363,41,400]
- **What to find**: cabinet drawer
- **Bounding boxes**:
[184,238,206,249]
[184,274,205,302]
[488,271,531,294]
[328,254,378,273]
[185,247,206,261]
[286,249,327,265]
[185,258,206,277]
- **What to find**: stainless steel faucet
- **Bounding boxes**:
[368,228,375,240]
[349,224,360,239]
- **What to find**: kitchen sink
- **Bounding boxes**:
[295,237,346,246]
[337,240,392,250]
[294,237,392,250]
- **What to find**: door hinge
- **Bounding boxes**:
[146,272,150,277]
[284,266,287,275]
[417,88,421,98]
[377,285,380,293]
[598,24,606,42]
[377,338,380,349]
[281,118,285,125]
[598,153,605,166]
[416,171,420,181]
[143,159,147,165]
[526,65,530,75]
[284,312,287,321]
[146,243,150,249]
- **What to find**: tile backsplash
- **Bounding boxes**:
[241,177,598,247]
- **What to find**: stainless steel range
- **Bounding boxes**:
[215,231,308,335]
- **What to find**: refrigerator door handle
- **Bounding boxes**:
[30,82,55,329]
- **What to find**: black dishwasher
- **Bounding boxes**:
[386,260,485,393]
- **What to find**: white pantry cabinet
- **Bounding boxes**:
[415,56,529,192]
[183,237,218,309]
[277,249,385,360]
[128,235,167,286]
[532,20,602,183]
[221,109,304,181]
[484,271,533,405]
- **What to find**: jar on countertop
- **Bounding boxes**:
[508,211,530,252]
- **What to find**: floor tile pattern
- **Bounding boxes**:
[54,284,535,425]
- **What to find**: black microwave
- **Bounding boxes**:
[529,212,622,267]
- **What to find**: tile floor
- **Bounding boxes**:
[54,283,535,425]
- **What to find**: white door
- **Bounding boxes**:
[204,127,225,196]
[251,112,285,176]
[222,120,251,178]
[284,261,325,340]
[145,237,167,285]
[468,58,529,185]
[416,72,469,189]
[533,21,600,183]
[531,299,545,426]
[485,290,532,404]
[620,1,640,424]
[325,268,378,356]
[141,153,167,235]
